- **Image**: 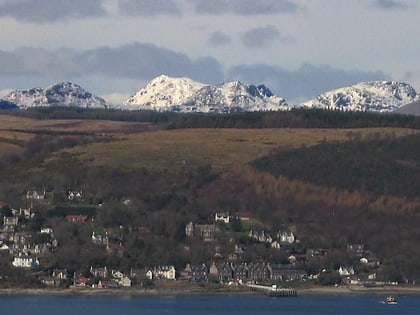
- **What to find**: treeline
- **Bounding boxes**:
[252,133,420,198]
[2,107,420,129]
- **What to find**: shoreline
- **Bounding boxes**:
[2,284,420,297]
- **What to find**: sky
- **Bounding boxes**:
[0,0,418,105]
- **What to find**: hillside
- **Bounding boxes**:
[1,110,420,287]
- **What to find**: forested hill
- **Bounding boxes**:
[4,107,420,129]
[253,133,420,198]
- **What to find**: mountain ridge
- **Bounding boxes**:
[300,81,418,112]
[123,75,288,113]
[1,77,418,114]
[2,82,107,109]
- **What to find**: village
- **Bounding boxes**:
[0,188,385,291]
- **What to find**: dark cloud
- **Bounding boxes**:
[241,25,282,48]
[190,0,299,15]
[118,0,181,16]
[0,43,224,85]
[208,31,232,46]
[228,64,389,103]
[0,0,105,23]
[370,0,408,9]
[78,42,223,83]
[0,47,81,76]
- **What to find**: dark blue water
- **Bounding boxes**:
[1,294,419,315]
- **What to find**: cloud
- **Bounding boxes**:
[240,25,285,48]
[228,64,389,103]
[0,47,82,76]
[0,42,224,85]
[78,42,224,84]
[0,0,106,23]
[190,0,299,15]
[370,0,408,9]
[118,0,181,16]
[208,31,232,46]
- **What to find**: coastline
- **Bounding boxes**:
[2,284,420,297]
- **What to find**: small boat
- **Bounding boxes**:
[383,295,397,304]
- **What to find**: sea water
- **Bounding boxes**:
[1,294,419,315]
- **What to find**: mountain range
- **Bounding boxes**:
[1,76,419,114]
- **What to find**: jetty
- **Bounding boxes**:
[245,284,297,297]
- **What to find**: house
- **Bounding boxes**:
[40,227,53,234]
[216,262,234,283]
[73,277,91,287]
[26,190,46,200]
[12,254,39,268]
[215,212,230,224]
[31,243,51,255]
[185,222,217,242]
[111,270,125,279]
[119,276,132,287]
[12,232,32,245]
[234,263,249,282]
[90,266,108,278]
[52,268,68,280]
[18,207,33,219]
[185,222,194,237]
[147,265,176,280]
[199,225,217,242]
[108,270,132,287]
[67,190,83,200]
[278,231,295,244]
[3,216,18,232]
[184,264,209,283]
[66,215,88,223]
[99,279,119,288]
[39,276,61,287]
[0,243,9,251]
[91,231,109,246]
[247,262,270,282]
[338,266,355,277]
[271,240,281,249]
[249,229,272,243]
[269,264,307,282]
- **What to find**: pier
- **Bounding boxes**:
[245,284,297,297]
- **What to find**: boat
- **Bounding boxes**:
[383,295,397,304]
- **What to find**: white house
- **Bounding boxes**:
[338,266,355,277]
[215,212,230,224]
[12,254,39,268]
[40,228,53,234]
[147,265,176,280]
[278,231,295,243]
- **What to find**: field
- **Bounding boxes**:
[65,127,417,171]
[0,114,417,172]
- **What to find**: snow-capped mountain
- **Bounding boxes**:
[122,75,288,113]
[123,75,207,110]
[182,81,288,113]
[3,82,107,109]
[300,81,418,112]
